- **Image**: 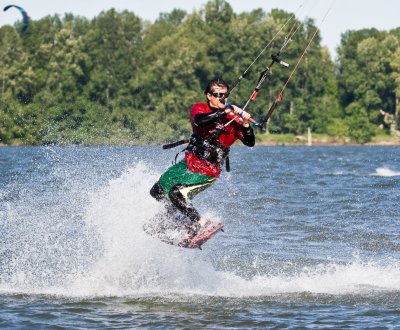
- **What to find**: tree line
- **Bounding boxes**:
[0,0,399,145]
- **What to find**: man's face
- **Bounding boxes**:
[206,85,229,110]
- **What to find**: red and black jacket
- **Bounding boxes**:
[185,102,255,177]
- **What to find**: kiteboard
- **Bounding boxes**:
[143,216,224,249]
[183,222,224,249]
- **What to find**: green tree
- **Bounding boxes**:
[390,44,400,132]
[82,9,143,107]
[0,26,33,100]
[337,29,399,138]
[35,20,89,103]
[345,102,376,143]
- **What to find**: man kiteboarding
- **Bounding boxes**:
[149,78,255,247]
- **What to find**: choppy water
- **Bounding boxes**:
[1,145,400,328]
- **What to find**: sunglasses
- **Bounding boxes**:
[210,91,230,99]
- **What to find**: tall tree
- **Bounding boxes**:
[337,28,400,140]
[82,9,143,107]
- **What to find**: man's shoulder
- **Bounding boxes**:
[191,102,210,113]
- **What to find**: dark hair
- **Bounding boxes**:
[204,78,230,95]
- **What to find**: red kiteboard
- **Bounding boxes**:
[144,217,224,249]
[182,223,224,249]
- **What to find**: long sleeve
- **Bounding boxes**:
[193,111,226,126]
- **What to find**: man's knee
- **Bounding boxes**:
[150,182,165,201]
[169,184,200,222]
[168,184,184,205]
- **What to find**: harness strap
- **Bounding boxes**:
[162,139,189,150]
[173,148,186,164]
[225,156,230,172]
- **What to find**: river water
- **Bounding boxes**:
[1,145,400,328]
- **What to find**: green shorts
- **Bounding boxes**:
[158,160,216,200]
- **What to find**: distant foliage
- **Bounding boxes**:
[0,0,399,145]
[337,28,400,142]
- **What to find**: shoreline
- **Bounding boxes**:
[255,133,400,146]
[257,138,400,146]
[1,135,400,147]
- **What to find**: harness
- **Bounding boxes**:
[166,133,231,172]
[186,135,229,165]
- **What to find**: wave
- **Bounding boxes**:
[370,167,400,177]
[1,162,400,298]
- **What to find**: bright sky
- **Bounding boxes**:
[1,1,399,59]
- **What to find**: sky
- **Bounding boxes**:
[1,0,399,59]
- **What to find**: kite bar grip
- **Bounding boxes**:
[225,102,260,126]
